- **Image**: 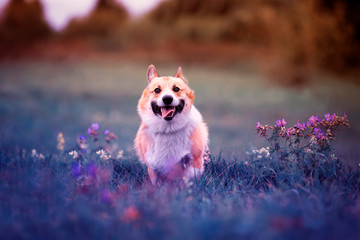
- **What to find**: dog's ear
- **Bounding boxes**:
[175,67,183,78]
[175,66,188,83]
[147,64,158,84]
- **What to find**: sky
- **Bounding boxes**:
[0,0,163,31]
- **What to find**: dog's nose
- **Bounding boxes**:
[162,95,173,105]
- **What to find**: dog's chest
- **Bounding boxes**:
[146,127,193,172]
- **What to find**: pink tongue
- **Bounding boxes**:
[161,107,175,118]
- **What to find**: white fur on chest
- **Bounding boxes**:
[144,106,202,173]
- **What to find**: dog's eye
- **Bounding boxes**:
[154,88,161,94]
[173,86,180,92]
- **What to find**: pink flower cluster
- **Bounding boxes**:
[256,113,350,146]
[87,122,118,144]
[104,129,118,143]
[275,118,287,128]
[88,122,100,138]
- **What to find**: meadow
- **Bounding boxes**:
[0,59,360,239]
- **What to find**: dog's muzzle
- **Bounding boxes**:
[151,99,185,121]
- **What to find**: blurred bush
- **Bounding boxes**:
[0,0,52,49]
[62,0,129,50]
[255,0,358,83]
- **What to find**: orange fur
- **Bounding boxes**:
[134,123,153,163]
[190,123,208,169]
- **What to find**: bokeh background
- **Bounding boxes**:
[0,0,359,163]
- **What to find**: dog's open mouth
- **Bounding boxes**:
[151,100,185,121]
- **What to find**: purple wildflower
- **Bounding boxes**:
[88,122,100,138]
[256,121,269,137]
[313,127,322,135]
[317,132,326,140]
[77,135,87,154]
[314,130,326,141]
[313,127,326,141]
[286,128,295,137]
[91,122,99,131]
[79,134,87,141]
[295,121,306,131]
[275,118,287,128]
[256,122,261,131]
[324,113,332,121]
[308,115,320,126]
[105,130,118,143]
[71,162,82,179]
[104,129,110,135]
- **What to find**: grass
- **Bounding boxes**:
[1,145,359,239]
[0,59,360,239]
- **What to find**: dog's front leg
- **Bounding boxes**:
[181,153,200,183]
[180,153,191,169]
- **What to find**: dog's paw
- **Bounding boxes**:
[180,153,191,169]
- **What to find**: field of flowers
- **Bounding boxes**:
[0,60,360,239]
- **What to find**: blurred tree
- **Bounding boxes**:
[64,0,129,43]
[0,0,52,47]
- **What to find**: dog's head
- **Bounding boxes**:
[138,65,195,129]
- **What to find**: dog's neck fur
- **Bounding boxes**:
[143,106,203,173]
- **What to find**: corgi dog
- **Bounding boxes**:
[135,65,209,185]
